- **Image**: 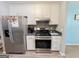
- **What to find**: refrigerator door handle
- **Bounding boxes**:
[8,20,14,43]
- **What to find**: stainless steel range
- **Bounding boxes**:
[35,29,51,52]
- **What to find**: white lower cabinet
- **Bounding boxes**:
[26,36,35,50]
[51,36,61,51]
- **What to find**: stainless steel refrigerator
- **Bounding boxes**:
[1,16,27,54]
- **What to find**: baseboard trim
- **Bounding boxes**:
[66,44,79,45]
[59,51,65,57]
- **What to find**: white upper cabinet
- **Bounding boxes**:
[34,4,59,25]
[35,4,50,18]
[49,4,59,25]
[26,4,36,25]
[26,36,35,50]
[9,3,60,25]
[35,4,42,17]
[28,4,51,25]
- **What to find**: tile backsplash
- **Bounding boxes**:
[36,21,49,28]
[36,21,57,30]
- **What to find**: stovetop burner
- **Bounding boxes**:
[35,30,51,36]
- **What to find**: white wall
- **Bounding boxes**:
[0,2,9,15]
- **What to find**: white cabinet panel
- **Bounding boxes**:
[49,4,59,25]
[51,36,61,51]
[35,4,42,17]
[35,4,50,18]
[26,36,35,50]
[42,4,50,18]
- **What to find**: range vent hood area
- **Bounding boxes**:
[35,17,50,29]
[35,17,50,22]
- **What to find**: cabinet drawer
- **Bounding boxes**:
[52,36,61,39]
[27,36,35,39]
[52,38,60,41]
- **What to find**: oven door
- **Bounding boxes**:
[35,40,51,49]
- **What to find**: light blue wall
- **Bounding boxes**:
[66,2,79,45]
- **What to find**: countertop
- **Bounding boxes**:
[27,30,62,36]
[50,30,62,36]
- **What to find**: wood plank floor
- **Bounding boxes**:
[65,45,79,58]
[8,45,79,58]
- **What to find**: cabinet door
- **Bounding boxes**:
[49,4,59,25]
[51,36,61,51]
[27,4,36,25]
[35,4,50,18]
[35,4,42,17]
[27,36,35,50]
[41,4,50,18]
